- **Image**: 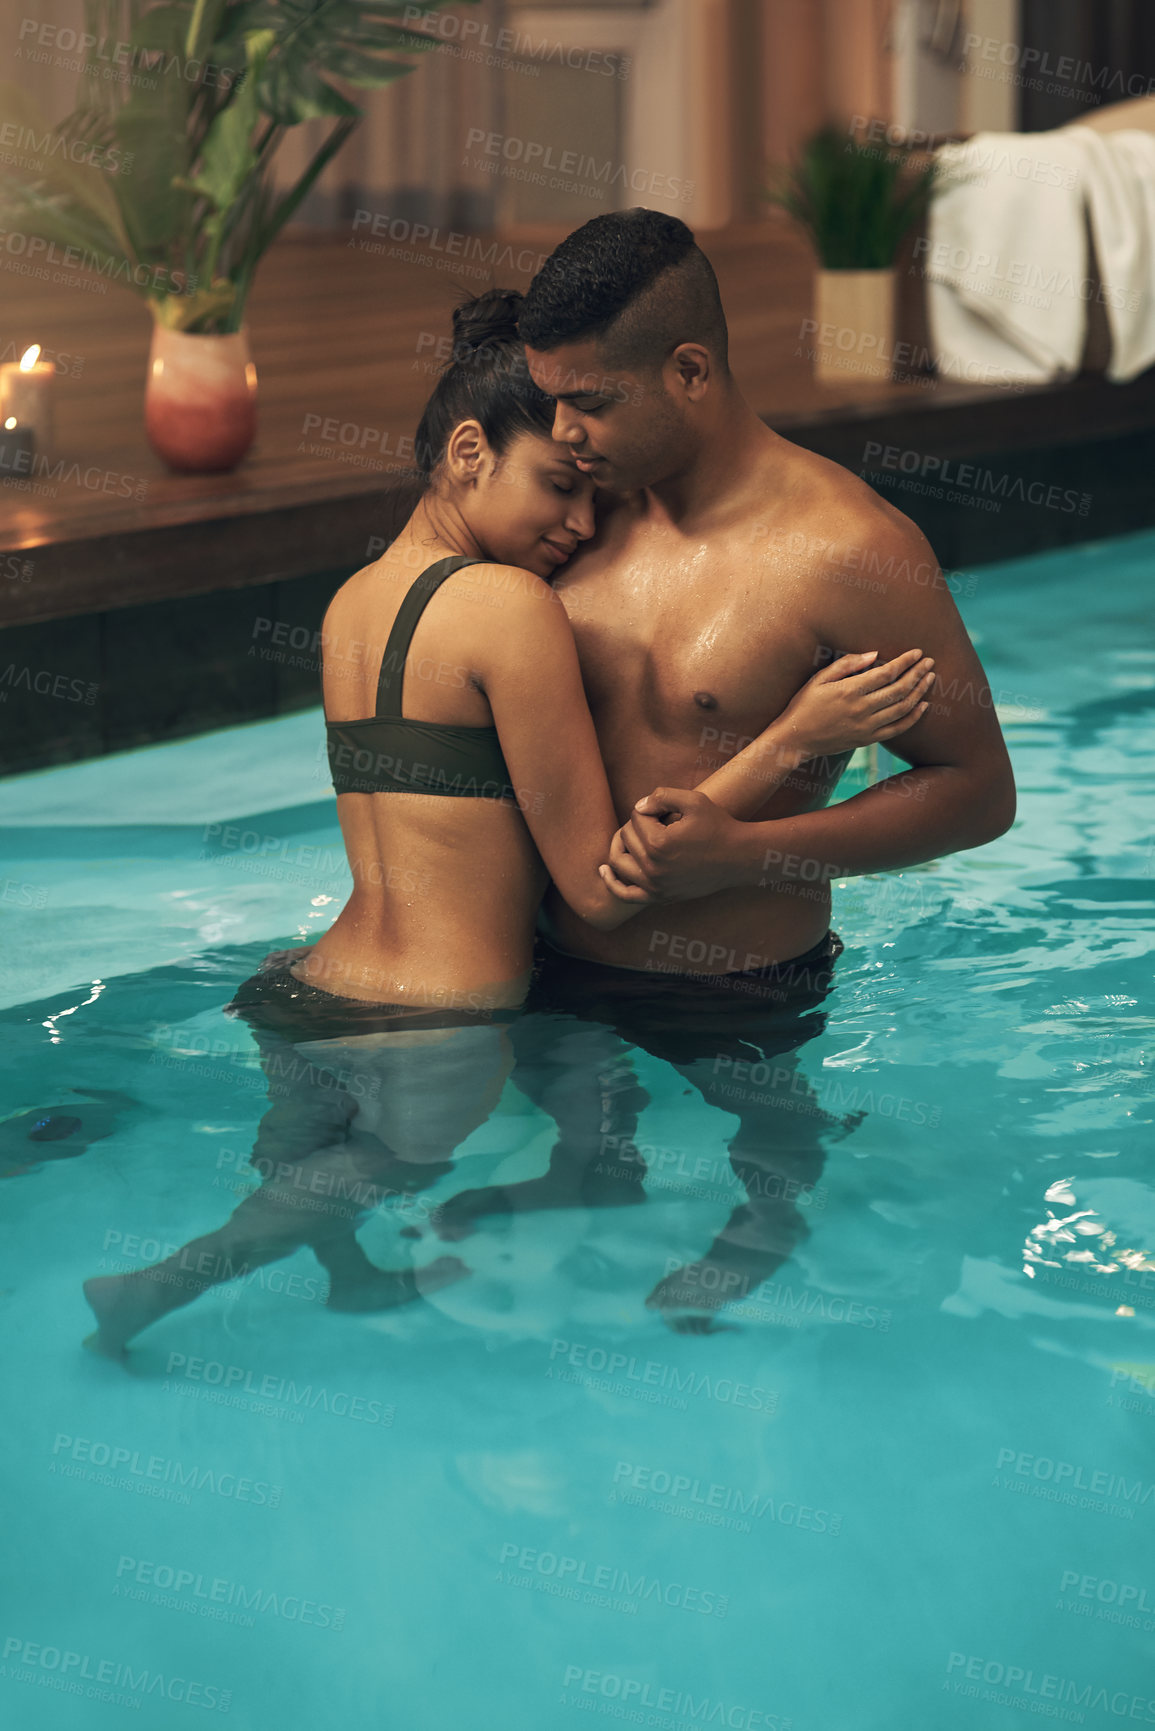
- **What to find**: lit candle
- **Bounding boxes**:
[0,344,55,457]
[0,414,35,481]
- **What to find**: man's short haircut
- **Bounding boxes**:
[519,208,729,375]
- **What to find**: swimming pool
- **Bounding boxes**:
[1,527,1152,1730]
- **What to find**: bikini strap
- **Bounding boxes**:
[374,556,482,719]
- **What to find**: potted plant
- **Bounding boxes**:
[769,125,937,384]
[0,0,470,471]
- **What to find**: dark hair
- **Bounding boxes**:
[413,288,555,481]
[519,208,729,373]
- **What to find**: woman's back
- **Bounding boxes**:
[300,536,549,1008]
[286,286,638,1010]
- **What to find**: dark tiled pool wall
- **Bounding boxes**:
[839,427,1155,571]
[0,571,343,777]
[1,424,1153,778]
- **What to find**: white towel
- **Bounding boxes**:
[1082,129,1155,381]
[924,127,1155,384]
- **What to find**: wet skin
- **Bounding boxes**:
[523,334,1014,968]
[500,331,1014,1324]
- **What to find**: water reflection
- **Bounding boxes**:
[83,946,856,1354]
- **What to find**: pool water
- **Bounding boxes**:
[1,529,1152,1730]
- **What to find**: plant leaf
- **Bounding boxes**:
[261,58,361,121]
[185,0,229,61]
[0,180,131,268]
[256,112,356,251]
[313,44,418,86]
[0,81,132,251]
[152,278,237,330]
[112,5,196,257]
[767,127,937,269]
[186,27,274,210]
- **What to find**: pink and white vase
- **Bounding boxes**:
[145,323,258,474]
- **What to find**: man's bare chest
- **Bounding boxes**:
[556,551,816,744]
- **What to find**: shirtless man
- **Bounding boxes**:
[433,209,1015,1326]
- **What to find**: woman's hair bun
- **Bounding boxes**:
[413,285,552,481]
[450,288,524,356]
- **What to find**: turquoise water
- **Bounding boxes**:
[1,528,1153,1730]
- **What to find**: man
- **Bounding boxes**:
[434,208,1015,1327]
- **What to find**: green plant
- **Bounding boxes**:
[768,125,938,270]
[0,0,473,332]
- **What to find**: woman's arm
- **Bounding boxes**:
[474,566,932,921]
[694,648,935,819]
[471,566,646,930]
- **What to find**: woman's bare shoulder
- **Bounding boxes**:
[444,562,563,610]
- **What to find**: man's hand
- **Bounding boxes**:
[602,788,745,903]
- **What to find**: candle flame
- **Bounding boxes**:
[19,344,42,371]
[3,416,15,430]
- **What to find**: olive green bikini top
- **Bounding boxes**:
[325,555,516,801]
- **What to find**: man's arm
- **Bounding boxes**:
[606,516,1016,900]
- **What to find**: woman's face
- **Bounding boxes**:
[462,430,598,578]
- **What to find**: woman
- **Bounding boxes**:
[240,289,932,1017]
[83,290,932,1352]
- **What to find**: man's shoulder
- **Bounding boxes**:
[758,439,936,581]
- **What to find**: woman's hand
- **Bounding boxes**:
[601,790,744,903]
[779,648,934,761]
[258,946,312,973]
